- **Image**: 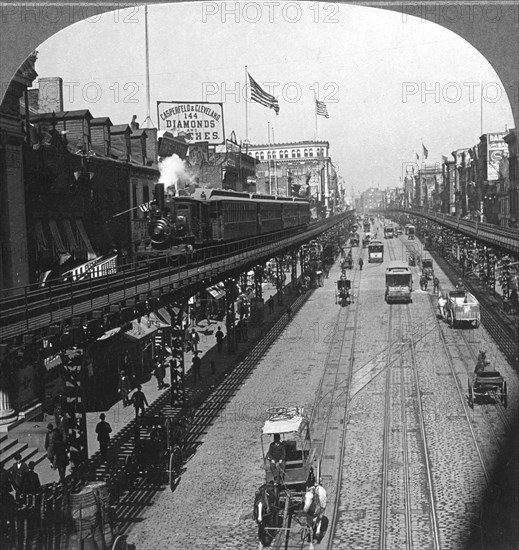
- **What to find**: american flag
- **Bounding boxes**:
[138,201,152,213]
[315,98,329,118]
[248,73,280,115]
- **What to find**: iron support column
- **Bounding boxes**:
[254,265,264,299]
[169,302,186,407]
[225,279,236,354]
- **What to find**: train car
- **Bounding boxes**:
[383,225,394,239]
[368,240,384,263]
[385,262,413,303]
[148,184,311,250]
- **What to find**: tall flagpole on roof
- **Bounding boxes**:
[314,91,318,141]
[142,5,154,128]
[245,65,249,146]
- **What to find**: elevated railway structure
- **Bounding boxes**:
[0,212,352,342]
[385,208,519,255]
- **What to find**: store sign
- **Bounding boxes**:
[487,132,507,181]
[157,101,225,145]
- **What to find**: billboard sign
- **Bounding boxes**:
[487,132,507,181]
[157,101,225,145]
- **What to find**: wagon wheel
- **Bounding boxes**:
[502,381,508,408]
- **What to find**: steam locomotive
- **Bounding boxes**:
[148,184,312,250]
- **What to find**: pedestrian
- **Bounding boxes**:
[118,369,132,407]
[131,385,149,418]
[267,295,274,313]
[154,361,166,390]
[192,352,202,383]
[10,453,28,503]
[433,276,440,293]
[438,294,447,319]
[215,326,224,354]
[95,413,112,460]
[358,258,364,271]
[211,360,216,375]
[419,275,425,290]
[44,423,60,466]
[423,277,428,291]
[52,436,69,483]
[21,461,41,511]
[189,328,200,353]
[0,462,12,496]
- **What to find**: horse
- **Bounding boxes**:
[253,482,280,548]
[475,350,490,374]
[303,484,327,549]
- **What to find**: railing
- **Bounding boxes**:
[388,208,519,253]
[0,213,352,340]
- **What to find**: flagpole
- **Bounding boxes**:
[314,91,318,141]
[245,65,249,144]
[480,82,483,135]
[268,122,271,195]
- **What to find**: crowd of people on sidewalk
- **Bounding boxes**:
[0,454,42,521]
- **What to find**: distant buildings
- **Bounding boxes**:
[246,140,342,215]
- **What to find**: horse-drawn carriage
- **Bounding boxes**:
[335,278,353,306]
[125,414,186,489]
[468,352,507,408]
[254,407,327,549]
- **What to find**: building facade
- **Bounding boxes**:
[246,140,338,214]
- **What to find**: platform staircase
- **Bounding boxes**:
[0,431,47,470]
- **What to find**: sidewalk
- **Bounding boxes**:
[14,277,297,486]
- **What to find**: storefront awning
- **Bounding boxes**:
[97,327,121,341]
[123,313,169,341]
[207,285,225,300]
[157,307,172,325]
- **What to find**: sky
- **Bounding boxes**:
[34,2,514,196]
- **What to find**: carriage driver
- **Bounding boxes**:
[266,434,286,484]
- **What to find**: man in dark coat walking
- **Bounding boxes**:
[96,413,112,459]
[192,352,202,383]
[215,326,224,354]
[154,362,166,390]
[52,437,69,483]
[21,461,41,511]
[131,385,149,418]
[10,453,29,503]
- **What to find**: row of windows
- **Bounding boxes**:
[223,204,257,223]
[255,148,326,160]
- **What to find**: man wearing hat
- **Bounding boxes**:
[95,413,112,460]
[266,433,286,484]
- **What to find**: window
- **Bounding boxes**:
[143,186,150,204]
[255,153,259,159]
[267,152,271,159]
[309,149,313,157]
[297,150,301,158]
[272,151,276,159]
[291,150,296,158]
[260,152,264,160]
[284,150,288,158]
[304,149,308,157]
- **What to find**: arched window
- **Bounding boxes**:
[260,152,264,160]
[291,150,296,158]
[284,150,288,158]
[255,153,259,159]
[297,149,301,158]
[272,151,276,159]
[309,149,313,157]
[267,152,271,159]
[304,149,308,157]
